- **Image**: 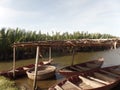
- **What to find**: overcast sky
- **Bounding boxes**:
[0,0,120,36]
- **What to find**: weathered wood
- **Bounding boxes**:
[54,85,63,90]
[86,63,99,68]
[109,68,120,75]
[78,82,93,89]
[13,46,16,78]
[94,72,116,82]
[100,70,120,78]
[61,80,81,90]
[113,41,117,49]
[78,75,105,88]
[87,76,110,85]
[70,66,82,72]
[76,65,90,71]
[33,46,39,90]
[12,39,120,48]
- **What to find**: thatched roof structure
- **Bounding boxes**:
[12,39,120,49]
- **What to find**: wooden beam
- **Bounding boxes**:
[33,46,39,90]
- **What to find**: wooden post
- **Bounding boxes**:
[113,41,117,50]
[49,47,51,60]
[71,48,75,66]
[33,46,39,90]
[13,46,16,78]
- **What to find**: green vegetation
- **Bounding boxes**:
[0,76,18,90]
[0,28,117,61]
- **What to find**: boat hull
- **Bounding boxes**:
[0,59,52,79]
[26,65,56,80]
[59,58,104,77]
[49,65,120,90]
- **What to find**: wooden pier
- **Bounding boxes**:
[12,38,120,90]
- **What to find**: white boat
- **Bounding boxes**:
[26,65,56,80]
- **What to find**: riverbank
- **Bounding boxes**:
[0,76,18,90]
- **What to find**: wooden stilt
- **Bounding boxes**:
[113,41,117,50]
[33,46,39,90]
[13,46,16,78]
[49,47,51,60]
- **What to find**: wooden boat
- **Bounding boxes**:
[59,57,104,77]
[26,65,56,80]
[49,65,120,90]
[23,59,53,70]
[0,59,53,79]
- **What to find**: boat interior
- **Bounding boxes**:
[54,65,120,90]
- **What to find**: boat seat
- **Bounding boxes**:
[94,72,116,82]
[70,66,82,72]
[109,68,120,75]
[54,85,63,90]
[61,80,82,90]
[78,75,105,88]
[87,76,110,85]
[86,63,99,68]
[76,66,90,71]
[100,70,120,78]
[23,67,30,70]
[8,69,19,72]
[61,69,73,72]
[78,82,93,89]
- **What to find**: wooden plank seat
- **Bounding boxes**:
[61,69,73,72]
[54,85,63,90]
[75,65,90,71]
[78,75,105,88]
[94,72,117,82]
[23,67,30,70]
[8,69,19,73]
[109,68,120,75]
[61,80,82,90]
[100,70,120,78]
[87,76,110,85]
[69,66,82,72]
[78,82,93,89]
[86,63,99,68]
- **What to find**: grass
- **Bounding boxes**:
[0,76,18,90]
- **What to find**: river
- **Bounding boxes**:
[1,48,120,90]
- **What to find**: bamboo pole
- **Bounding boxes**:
[49,47,51,60]
[33,46,39,90]
[13,46,16,78]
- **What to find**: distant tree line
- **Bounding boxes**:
[0,28,117,61]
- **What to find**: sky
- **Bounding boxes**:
[0,0,120,36]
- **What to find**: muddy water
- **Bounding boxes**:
[1,48,120,90]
